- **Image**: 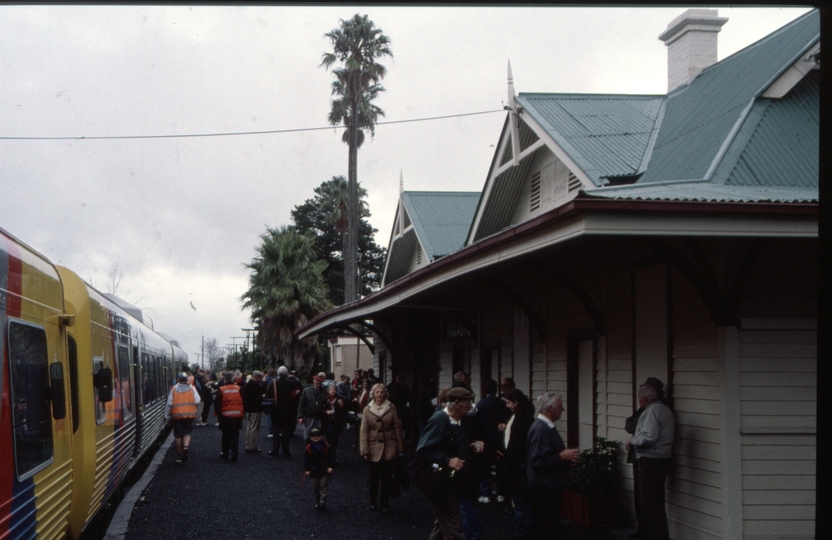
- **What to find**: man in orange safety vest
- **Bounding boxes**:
[166,372,201,463]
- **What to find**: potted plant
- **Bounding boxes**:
[561,437,620,527]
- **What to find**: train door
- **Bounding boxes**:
[1,233,74,540]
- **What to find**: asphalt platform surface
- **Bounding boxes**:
[117,417,636,540]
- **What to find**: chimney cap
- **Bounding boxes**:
[659,8,728,44]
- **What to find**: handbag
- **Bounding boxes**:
[406,458,450,500]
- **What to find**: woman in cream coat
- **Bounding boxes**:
[360,383,404,512]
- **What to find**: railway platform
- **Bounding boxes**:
[106,417,636,540]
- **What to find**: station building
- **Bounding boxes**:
[300,9,819,539]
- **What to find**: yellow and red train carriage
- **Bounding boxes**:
[1,227,185,539]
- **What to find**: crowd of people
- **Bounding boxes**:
[163,366,674,540]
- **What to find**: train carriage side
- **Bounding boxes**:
[132,327,173,461]
[58,267,142,539]
[0,230,73,540]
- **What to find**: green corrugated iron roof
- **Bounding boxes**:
[638,9,819,186]
[583,181,817,203]
[382,191,480,285]
[722,70,818,188]
[402,191,480,259]
[512,9,818,207]
[515,94,664,186]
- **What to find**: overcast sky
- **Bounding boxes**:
[0,5,812,366]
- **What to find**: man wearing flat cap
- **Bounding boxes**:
[298,373,328,442]
[416,386,485,540]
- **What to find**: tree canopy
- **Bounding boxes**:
[241,226,333,372]
[291,176,385,306]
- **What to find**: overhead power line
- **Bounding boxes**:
[0,109,504,141]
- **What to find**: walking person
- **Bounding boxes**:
[243,371,264,453]
[298,373,327,442]
[500,389,535,539]
[304,427,335,510]
[165,372,201,463]
[323,383,347,465]
[269,366,301,457]
[415,386,485,540]
[199,374,216,426]
[360,383,404,513]
[527,392,580,540]
[627,383,675,540]
[216,371,244,462]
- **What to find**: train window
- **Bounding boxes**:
[156,356,165,398]
[93,357,106,425]
[68,336,80,434]
[7,320,54,480]
[141,353,153,404]
[117,346,133,419]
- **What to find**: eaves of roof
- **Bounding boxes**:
[298,198,817,338]
[582,181,818,204]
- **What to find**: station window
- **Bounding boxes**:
[7,320,54,479]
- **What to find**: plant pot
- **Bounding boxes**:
[562,490,618,527]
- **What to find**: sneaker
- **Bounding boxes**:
[496,495,505,503]
[182,447,189,463]
[231,454,238,463]
[319,502,327,511]
[219,453,228,460]
[478,495,491,504]
[175,454,183,464]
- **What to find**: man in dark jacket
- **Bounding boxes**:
[242,371,264,453]
[475,378,504,503]
[269,366,302,457]
[527,392,579,540]
[298,373,328,441]
[416,386,484,540]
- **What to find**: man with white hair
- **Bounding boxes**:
[269,366,301,457]
[627,384,675,540]
[526,392,579,540]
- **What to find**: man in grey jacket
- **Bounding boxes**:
[627,384,675,540]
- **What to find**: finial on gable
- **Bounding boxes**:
[399,170,404,194]
[506,60,520,167]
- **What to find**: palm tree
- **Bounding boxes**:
[322,175,370,269]
[321,13,392,303]
[241,226,333,373]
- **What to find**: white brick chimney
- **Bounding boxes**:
[659,9,728,92]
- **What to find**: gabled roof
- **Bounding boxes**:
[515,94,665,186]
[382,191,479,286]
[403,192,480,259]
[471,9,818,219]
[637,8,819,186]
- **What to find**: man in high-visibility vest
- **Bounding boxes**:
[216,371,245,462]
[165,372,201,464]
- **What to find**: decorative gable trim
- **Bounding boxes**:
[762,41,820,99]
